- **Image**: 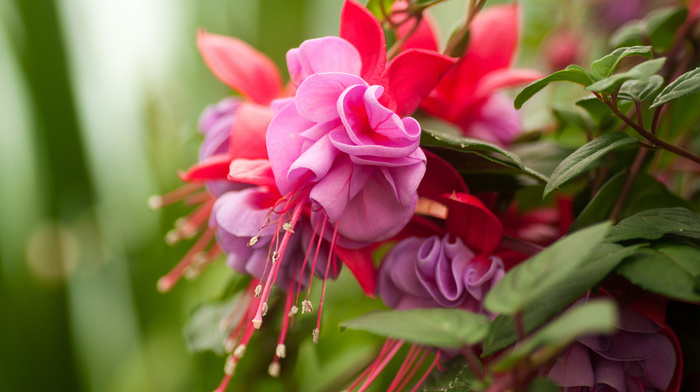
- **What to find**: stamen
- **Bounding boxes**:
[346,339,395,391]
[387,345,420,392]
[289,305,299,317]
[301,300,313,314]
[233,344,246,359]
[247,236,259,247]
[409,351,442,392]
[314,224,339,345]
[148,183,202,210]
[272,251,280,263]
[295,217,321,305]
[276,344,286,358]
[282,222,294,233]
[165,199,216,245]
[184,191,212,206]
[214,373,232,392]
[157,227,216,292]
[254,285,262,298]
[357,339,405,392]
[395,350,430,392]
[312,328,320,344]
[261,302,268,316]
[268,360,281,377]
[224,355,237,375]
[224,339,236,354]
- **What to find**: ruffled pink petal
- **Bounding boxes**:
[417,151,469,200]
[286,37,363,87]
[227,158,276,187]
[473,68,544,100]
[339,0,387,84]
[288,133,340,184]
[179,153,232,182]
[295,72,366,123]
[266,102,315,194]
[440,193,503,255]
[382,49,457,116]
[380,155,426,207]
[230,102,273,160]
[335,245,376,296]
[197,30,282,105]
[308,157,374,223]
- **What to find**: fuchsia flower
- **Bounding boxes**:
[266,0,456,244]
[421,3,542,146]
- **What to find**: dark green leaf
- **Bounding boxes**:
[586,58,666,93]
[494,300,617,371]
[647,7,688,51]
[419,357,479,392]
[618,75,665,102]
[421,129,549,182]
[483,222,612,314]
[340,308,490,348]
[617,240,700,302]
[544,133,639,198]
[552,106,591,133]
[482,243,639,356]
[575,97,616,129]
[514,65,594,109]
[651,67,700,108]
[527,378,561,392]
[183,295,240,355]
[570,172,690,231]
[590,46,653,80]
[610,22,645,48]
[607,208,700,243]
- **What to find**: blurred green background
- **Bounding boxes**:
[0,0,599,390]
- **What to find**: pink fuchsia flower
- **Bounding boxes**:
[268,0,456,244]
[421,3,542,146]
[549,297,682,392]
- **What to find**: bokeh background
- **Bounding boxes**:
[0,0,660,391]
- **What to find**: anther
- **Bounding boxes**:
[233,344,246,359]
[224,355,237,376]
[262,302,269,316]
[165,229,181,245]
[254,285,262,298]
[289,305,299,317]
[272,251,280,263]
[247,236,259,247]
[252,318,262,329]
[282,222,294,233]
[224,339,236,353]
[268,361,281,378]
[302,300,313,314]
[312,328,320,344]
[147,196,163,210]
[276,343,286,358]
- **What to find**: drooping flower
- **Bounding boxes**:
[421,3,542,146]
[267,0,456,244]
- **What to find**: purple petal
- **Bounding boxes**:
[267,102,315,195]
[295,72,366,123]
[580,331,657,361]
[548,343,595,388]
[640,334,676,390]
[288,133,340,185]
[213,189,276,238]
[592,357,626,392]
[464,256,505,301]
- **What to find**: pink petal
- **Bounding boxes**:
[178,153,232,182]
[417,151,469,200]
[266,102,315,195]
[295,72,366,123]
[339,0,387,84]
[197,30,282,105]
[286,37,363,87]
[308,157,373,223]
[230,102,273,160]
[459,94,522,146]
[440,193,503,255]
[335,246,376,296]
[227,158,276,187]
[380,155,426,207]
[382,49,457,116]
[288,133,340,185]
[473,68,544,100]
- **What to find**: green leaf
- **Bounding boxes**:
[365,0,396,19]
[544,133,639,198]
[527,378,561,392]
[183,295,240,355]
[586,57,666,93]
[610,22,645,48]
[617,240,700,302]
[590,46,653,80]
[421,129,549,182]
[514,65,594,109]
[552,106,591,133]
[618,75,665,102]
[607,207,700,243]
[340,308,490,348]
[647,6,688,51]
[570,172,690,231]
[482,243,640,356]
[494,300,617,371]
[419,358,479,392]
[483,222,612,314]
[651,67,700,108]
[575,97,616,129]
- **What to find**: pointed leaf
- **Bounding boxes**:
[419,358,479,392]
[607,207,700,243]
[527,378,561,392]
[610,22,644,48]
[483,222,612,314]
[650,67,700,108]
[590,46,653,80]
[340,308,490,348]
[514,65,594,109]
[544,133,639,198]
[618,74,665,102]
[586,57,666,94]
[647,6,688,51]
[183,294,240,355]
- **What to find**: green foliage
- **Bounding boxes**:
[514,65,594,109]
[611,7,688,51]
[493,300,617,371]
[183,295,240,355]
[617,240,700,302]
[575,97,616,129]
[482,243,639,356]
[340,308,490,348]
[544,133,639,198]
[651,67,700,108]
[421,128,549,182]
[586,57,666,94]
[590,46,654,80]
[607,208,700,243]
[419,358,479,392]
[483,222,611,314]
[618,75,665,102]
[526,378,562,392]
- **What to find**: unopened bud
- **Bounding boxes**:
[268,361,280,378]
[289,306,299,317]
[276,343,286,358]
[233,344,246,359]
[262,302,269,316]
[254,285,262,298]
[312,328,320,344]
[282,222,294,233]
[302,300,313,314]
[247,236,259,247]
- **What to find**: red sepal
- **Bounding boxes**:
[335,245,376,296]
[178,153,232,182]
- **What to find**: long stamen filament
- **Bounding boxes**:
[158,227,216,292]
